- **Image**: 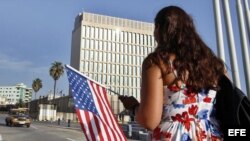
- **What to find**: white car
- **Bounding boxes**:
[5,108,31,128]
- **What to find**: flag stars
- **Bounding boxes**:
[66,68,99,115]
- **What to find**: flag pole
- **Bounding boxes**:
[106,88,121,96]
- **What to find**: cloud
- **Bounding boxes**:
[0,53,47,74]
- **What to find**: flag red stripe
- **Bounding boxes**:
[93,115,111,141]
[90,81,117,141]
[91,82,121,140]
[85,111,96,141]
[96,86,123,140]
[76,109,89,141]
[99,87,126,140]
[95,84,125,140]
[93,115,105,141]
[100,87,127,140]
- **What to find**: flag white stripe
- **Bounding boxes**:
[95,85,122,140]
[95,116,109,141]
[89,81,115,141]
[100,87,126,141]
[89,113,101,141]
[92,82,121,141]
[79,110,92,141]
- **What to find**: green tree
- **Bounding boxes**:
[32,78,43,100]
[49,61,64,103]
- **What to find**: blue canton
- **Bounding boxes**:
[66,68,99,116]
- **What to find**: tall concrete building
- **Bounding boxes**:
[0,83,32,105]
[70,12,155,100]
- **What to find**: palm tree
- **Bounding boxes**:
[32,78,43,100]
[49,61,64,103]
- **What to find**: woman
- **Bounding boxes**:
[121,6,226,140]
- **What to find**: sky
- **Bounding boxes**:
[0,0,248,99]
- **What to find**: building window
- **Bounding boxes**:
[95,41,99,50]
[94,27,98,39]
[99,52,103,62]
[90,40,94,50]
[132,45,135,55]
[108,29,112,41]
[103,41,107,51]
[136,33,140,45]
[132,33,135,44]
[84,50,89,60]
[94,62,97,73]
[82,26,86,37]
[86,39,89,49]
[104,29,107,40]
[108,53,111,62]
[94,51,98,61]
[90,27,94,38]
[86,26,90,38]
[124,32,127,43]
[121,31,124,42]
[124,45,128,54]
[103,52,106,63]
[144,35,147,46]
[120,65,123,74]
[103,64,107,73]
[99,41,103,50]
[108,42,111,52]
[140,34,143,45]
[128,32,131,43]
[90,51,93,60]
[99,28,103,40]
[112,30,116,42]
[128,45,132,54]
[112,53,115,62]
[116,54,120,63]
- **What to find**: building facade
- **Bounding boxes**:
[0,96,7,106]
[0,83,32,105]
[71,12,155,100]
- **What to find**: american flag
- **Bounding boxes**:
[65,65,126,141]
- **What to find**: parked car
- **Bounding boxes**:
[5,108,31,128]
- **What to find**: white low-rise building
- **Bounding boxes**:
[0,83,32,105]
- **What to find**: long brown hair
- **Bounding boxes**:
[149,6,225,92]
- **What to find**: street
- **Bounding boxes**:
[0,114,141,141]
[0,114,86,141]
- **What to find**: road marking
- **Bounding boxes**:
[31,125,38,129]
[0,134,3,141]
[66,138,75,141]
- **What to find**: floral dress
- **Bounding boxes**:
[151,85,223,141]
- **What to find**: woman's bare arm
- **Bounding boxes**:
[135,60,164,131]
